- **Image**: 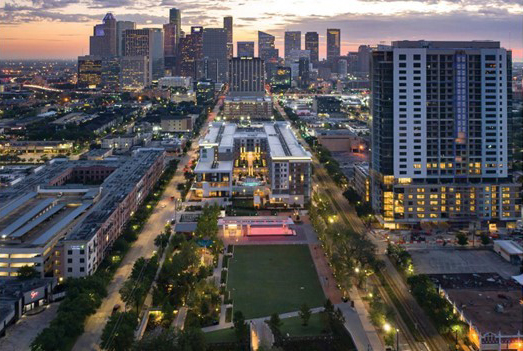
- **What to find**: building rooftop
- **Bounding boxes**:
[391,40,501,49]
[0,149,164,247]
[200,122,311,160]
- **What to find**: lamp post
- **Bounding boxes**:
[396,328,399,351]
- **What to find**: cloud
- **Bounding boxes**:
[32,0,80,9]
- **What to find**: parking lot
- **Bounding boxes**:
[409,248,520,279]
[0,302,60,351]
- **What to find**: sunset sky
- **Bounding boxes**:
[1,0,522,61]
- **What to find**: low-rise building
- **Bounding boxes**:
[0,141,74,155]
[315,129,367,153]
[191,122,311,207]
[0,149,164,278]
[101,132,152,151]
[161,114,197,133]
[222,96,273,121]
[313,96,341,115]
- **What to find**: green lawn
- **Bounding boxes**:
[227,245,325,319]
[204,328,237,343]
[280,312,327,337]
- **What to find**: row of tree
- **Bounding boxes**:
[100,256,159,351]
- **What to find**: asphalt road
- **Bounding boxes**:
[275,97,449,351]
[72,97,222,351]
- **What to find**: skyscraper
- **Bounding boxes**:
[298,57,310,88]
[305,32,319,65]
[169,8,181,26]
[357,45,372,74]
[258,31,279,79]
[370,40,520,229]
[116,21,135,57]
[149,28,164,80]
[122,28,154,86]
[229,57,265,96]
[237,42,255,57]
[178,26,203,78]
[77,56,102,88]
[90,13,117,57]
[284,31,301,60]
[258,31,275,59]
[223,16,233,59]
[164,8,182,75]
[202,28,228,83]
[326,29,340,61]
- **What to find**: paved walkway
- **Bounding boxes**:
[173,306,188,330]
[202,307,325,333]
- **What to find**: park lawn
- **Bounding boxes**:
[227,245,325,319]
[204,327,237,343]
[280,312,327,337]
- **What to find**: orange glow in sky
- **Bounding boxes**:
[1,0,522,60]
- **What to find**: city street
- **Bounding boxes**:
[275,96,449,351]
[72,96,222,351]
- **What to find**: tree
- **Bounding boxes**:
[268,313,282,332]
[100,312,137,351]
[154,232,170,253]
[456,233,468,246]
[299,304,311,326]
[17,265,39,280]
[119,279,146,315]
[480,234,491,246]
[233,311,249,343]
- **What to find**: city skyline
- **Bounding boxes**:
[1,0,522,60]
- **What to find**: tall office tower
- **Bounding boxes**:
[305,32,319,65]
[120,56,150,90]
[357,45,372,74]
[237,42,255,57]
[169,8,181,27]
[178,26,203,78]
[101,56,120,91]
[224,16,233,59]
[229,57,265,96]
[258,31,275,59]
[326,29,340,61]
[258,31,279,79]
[149,28,164,80]
[196,57,219,82]
[298,57,310,88]
[202,28,228,83]
[370,40,519,230]
[122,28,154,86]
[90,13,117,57]
[116,21,135,57]
[337,59,347,76]
[77,56,102,88]
[164,8,182,75]
[284,31,301,60]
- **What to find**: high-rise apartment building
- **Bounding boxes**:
[305,32,319,65]
[202,28,228,83]
[224,16,233,59]
[116,21,135,57]
[178,26,203,78]
[237,42,255,57]
[90,13,117,57]
[326,29,340,61]
[370,41,520,229]
[229,57,265,96]
[284,31,301,60]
